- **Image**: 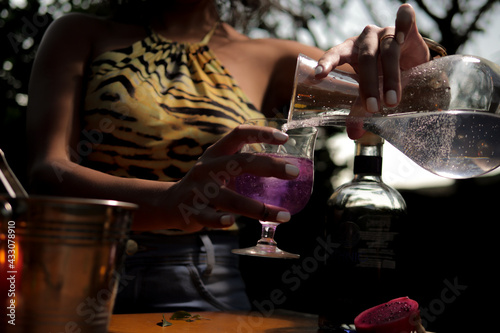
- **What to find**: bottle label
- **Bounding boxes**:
[331,215,398,269]
[357,215,397,269]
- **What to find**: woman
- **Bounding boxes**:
[27,0,430,312]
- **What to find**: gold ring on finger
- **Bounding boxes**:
[379,34,396,43]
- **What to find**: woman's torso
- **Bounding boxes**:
[80,18,294,181]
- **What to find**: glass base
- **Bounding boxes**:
[231,244,300,259]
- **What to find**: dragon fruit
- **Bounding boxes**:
[354,297,421,333]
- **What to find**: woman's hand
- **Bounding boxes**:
[162,125,300,232]
[315,4,430,139]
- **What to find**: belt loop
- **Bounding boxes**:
[199,234,215,277]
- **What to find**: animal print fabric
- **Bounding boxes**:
[82,24,262,181]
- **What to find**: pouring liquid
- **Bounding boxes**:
[286,110,500,179]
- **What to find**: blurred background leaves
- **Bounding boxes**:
[2,0,499,184]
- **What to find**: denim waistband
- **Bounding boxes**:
[125,230,239,276]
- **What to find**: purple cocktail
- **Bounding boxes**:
[231,118,317,259]
[235,155,313,215]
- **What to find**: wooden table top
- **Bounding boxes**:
[108,310,318,332]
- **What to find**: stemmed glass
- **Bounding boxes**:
[231,118,317,259]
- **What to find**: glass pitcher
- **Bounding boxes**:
[287,54,500,179]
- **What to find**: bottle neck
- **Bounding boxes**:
[353,136,383,180]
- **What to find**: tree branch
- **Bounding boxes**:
[411,0,443,23]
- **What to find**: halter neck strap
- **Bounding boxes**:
[200,21,220,45]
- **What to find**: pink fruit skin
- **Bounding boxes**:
[354,297,420,333]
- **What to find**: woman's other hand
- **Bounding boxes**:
[315,4,429,139]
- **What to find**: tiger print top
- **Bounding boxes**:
[82,23,263,181]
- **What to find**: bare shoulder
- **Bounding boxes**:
[50,11,104,26]
[38,13,106,61]
[246,37,324,60]
[40,13,147,62]
[244,37,353,74]
[219,23,323,61]
[44,12,106,42]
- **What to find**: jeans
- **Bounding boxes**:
[113,230,251,313]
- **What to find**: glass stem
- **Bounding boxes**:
[257,222,279,246]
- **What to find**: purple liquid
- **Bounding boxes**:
[234,155,313,215]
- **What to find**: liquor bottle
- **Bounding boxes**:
[318,132,407,331]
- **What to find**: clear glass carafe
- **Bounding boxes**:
[287,54,500,179]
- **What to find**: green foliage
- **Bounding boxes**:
[0,0,101,184]
[1,0,51,184]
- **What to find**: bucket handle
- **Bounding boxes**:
[0,149,29,198]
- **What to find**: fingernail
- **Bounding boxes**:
[396,31,405,44]
[285,164,300,177]
[277,211,291,222]
[272,130,288,141]
[366,97,379,113]
[220,215,234,226]
[385,90,398,105]
[315,65,324,75]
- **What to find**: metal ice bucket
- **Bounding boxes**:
[0,195,137,333]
